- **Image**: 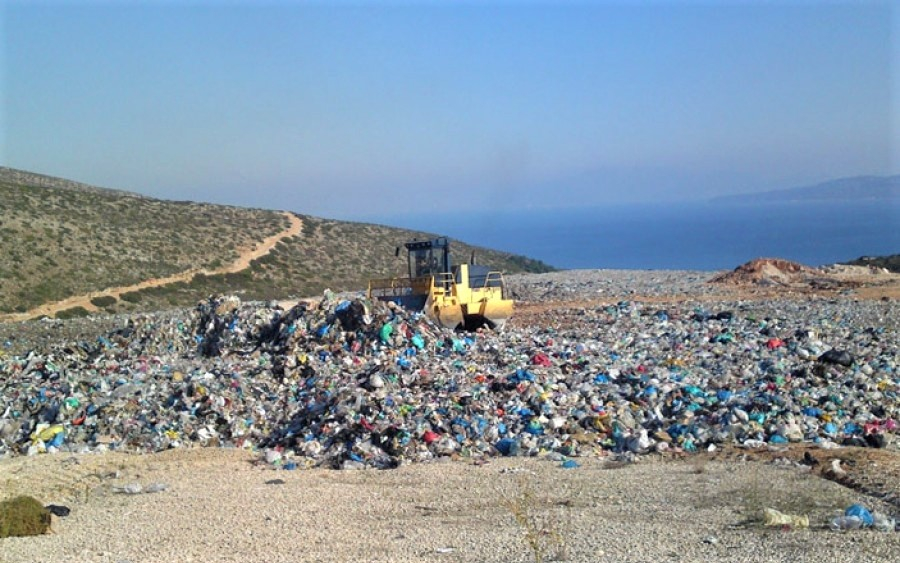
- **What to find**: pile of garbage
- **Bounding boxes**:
[1,290,898,470]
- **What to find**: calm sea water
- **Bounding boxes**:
[373,201,900,270]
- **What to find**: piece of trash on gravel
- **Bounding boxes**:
[45,504,71,517]
[113,482,168,495]
[763,507,809,528]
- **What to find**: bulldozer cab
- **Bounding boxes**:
[405,237,451,279]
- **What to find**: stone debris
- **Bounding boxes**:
[0,274,897,470]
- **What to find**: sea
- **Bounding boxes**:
[370,200,900,271]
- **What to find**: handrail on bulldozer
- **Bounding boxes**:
[433,272,454,290]
[368,277,412,297]
[482,271,505,289]
[368,276,432,297]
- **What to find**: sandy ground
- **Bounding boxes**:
[2,446,899,563]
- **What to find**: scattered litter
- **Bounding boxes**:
[831,515,865,531]
[829,504,897,532]
[763,507,809,528]
[113,482,168,495]
[499,467,534,475]
[112,483,144,495]
[844,504,874,527]
[45,504,71,517]
[818,349,854,367]
[872,511,896,533]
[825,459,847,479]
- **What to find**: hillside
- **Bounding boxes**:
[712,174,900,204]
[0,166,145,197]
[0,168,553,318]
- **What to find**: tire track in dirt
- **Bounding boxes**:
[0,211,303,322]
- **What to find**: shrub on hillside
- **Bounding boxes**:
[55,306,90,320]
[120,291,143,303]
[90,295,117,308]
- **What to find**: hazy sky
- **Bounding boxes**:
[2,0,897,220]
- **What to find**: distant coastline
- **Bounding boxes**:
[711,174,900,204]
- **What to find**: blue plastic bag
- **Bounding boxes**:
[845,504,874,527]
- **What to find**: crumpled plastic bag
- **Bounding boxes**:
[872,511,896,533]
[113,482,168,495]
[764,507,810,528]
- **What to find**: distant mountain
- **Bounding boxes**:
[712,175,900,204]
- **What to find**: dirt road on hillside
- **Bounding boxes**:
[0,212,303,322]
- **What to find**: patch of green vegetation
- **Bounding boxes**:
[120,291,143,303]
[504,478,569,563]
[503,254,556,273]
[90,295,117,308]
[0,495,51,538]
[55,306,91,320]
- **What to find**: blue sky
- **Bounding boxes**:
[1,0,896,220]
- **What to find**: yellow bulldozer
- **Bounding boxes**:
[368,237,513,331]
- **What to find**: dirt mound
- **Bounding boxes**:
[710,258,840,288]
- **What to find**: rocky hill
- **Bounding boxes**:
[0,168,553,318]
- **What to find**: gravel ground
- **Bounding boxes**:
[2,449,899,563]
